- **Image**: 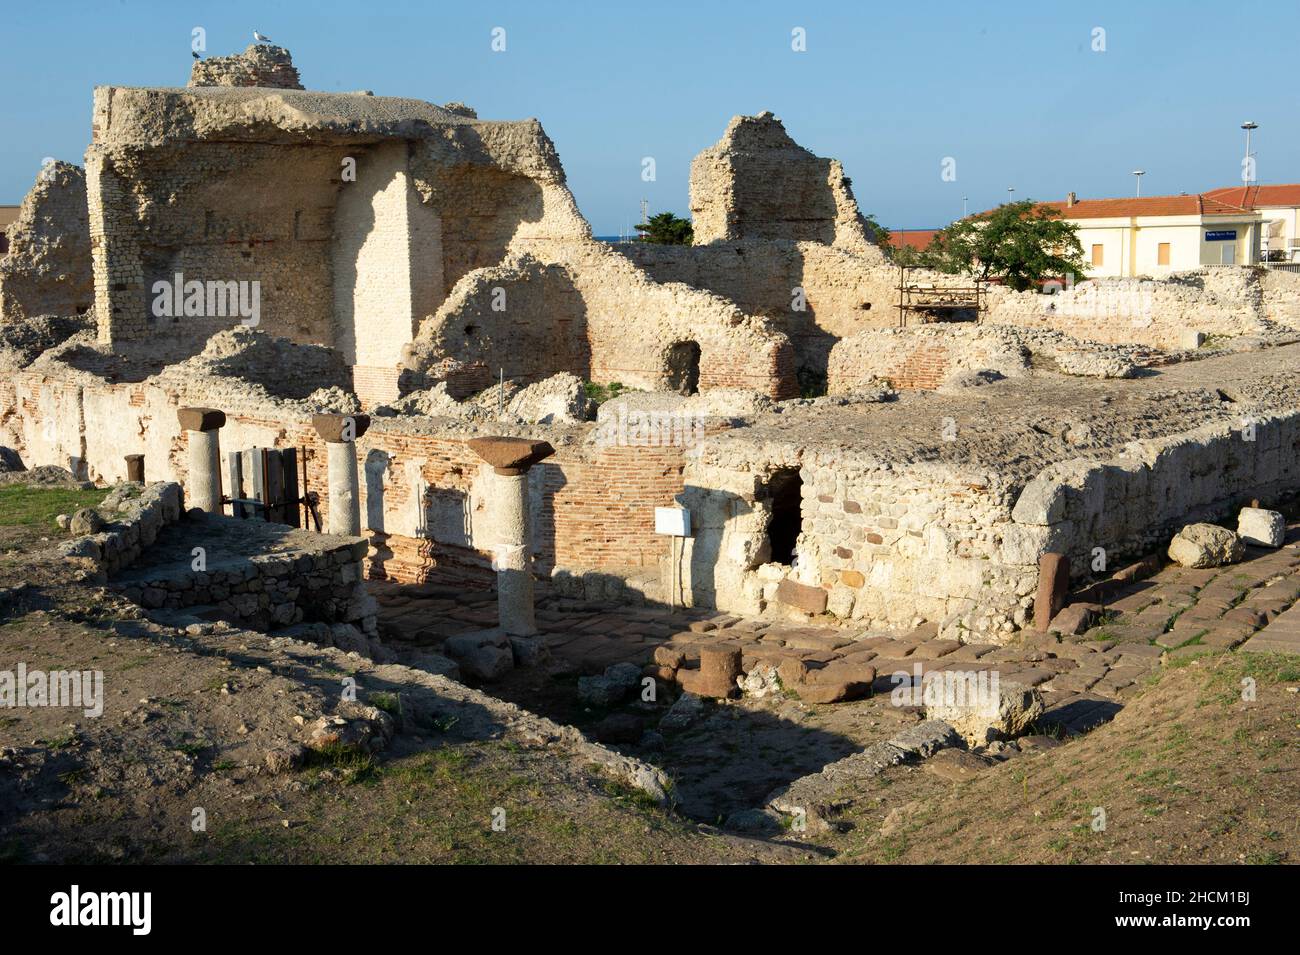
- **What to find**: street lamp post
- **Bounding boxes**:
[1241,121,1258,184]
[1132,169,1145,197]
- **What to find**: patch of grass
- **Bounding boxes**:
[428,714,459,733]
[304,742,378,786]
[172,739,209,757]
[583,381,627,405]
[0,484,107,528]
[369,691,401,718]
[1245,850,1284,864]
[58,767,90,786]
[47,730,78,750]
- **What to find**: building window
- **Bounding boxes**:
[1091,244,1104,267]
[1157,242,1170,266]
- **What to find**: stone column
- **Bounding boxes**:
[467,437,555,636]
[312,414,370,536]
[177,407,226,514]
[124,453,144,483]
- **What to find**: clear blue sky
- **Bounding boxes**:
[2,0,1295,233]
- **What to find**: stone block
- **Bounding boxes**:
[1237,507,1285,548]
[775,578,828,614]
[1033,552,1070,631]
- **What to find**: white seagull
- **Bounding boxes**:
[253,31,273,43]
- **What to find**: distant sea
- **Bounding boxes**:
[594,235,637,244]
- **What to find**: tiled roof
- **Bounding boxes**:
[1203,184,1300,209]
[1039,194,1254,219]
[887,228,938,251]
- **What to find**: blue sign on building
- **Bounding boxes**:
[1205,230,1237,241]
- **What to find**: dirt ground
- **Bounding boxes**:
[1,484,1296,864]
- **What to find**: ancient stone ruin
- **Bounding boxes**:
[2,41,1300,717]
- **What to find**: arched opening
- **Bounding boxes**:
[765,467,802,565]
[665,340,701,395]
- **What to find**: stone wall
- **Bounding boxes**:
[0,162,93,322]
[827,325,1146,393]
[5,366,690,589]
[983,267,1277,348]
[188,44,303,89]
[690,112,877,251]
[616,240,892,388]
[407,240,800,399]
[57,481,186,575]
[110,514,375,632]
[84,80,586,363]
[670,346,1300,641]
[1009,414,1300,585]
[12,342,1300,642]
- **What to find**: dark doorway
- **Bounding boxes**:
[766,467,802,565]
[666,340,701,395]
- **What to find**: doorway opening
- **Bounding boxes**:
[666,340,701,395]
[765,467,802,565]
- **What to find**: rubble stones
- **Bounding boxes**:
[264,743,306,774]
[508,634,551,667]
[925,748,993,781]
[443,630,515,681]
[306,703,395,754]
[1168,523,1245,568]
[68,507,104,536]
[577,662,643,707]
[925,680,1045,746]
[1048,602,1101,636]
[658,692,706,731]
[590,713,645,745]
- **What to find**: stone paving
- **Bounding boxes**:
[371,522,1300,737]
[366,527,1300,821]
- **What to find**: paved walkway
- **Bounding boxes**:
[369,525,1300,738]
[1241,601,1300,654]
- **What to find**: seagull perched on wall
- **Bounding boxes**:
[253,31,273,43]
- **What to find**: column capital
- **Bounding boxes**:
[312,413,370,443]
[466,436,555,476]
[177,407,226,432]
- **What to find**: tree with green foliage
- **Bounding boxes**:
[862,213,891,251]
[635,212,694,245]
[918,201,1086,291]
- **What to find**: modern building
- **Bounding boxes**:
[887,228,938,254]
[1041,193,1262,278]
[1203,184,1300,262]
